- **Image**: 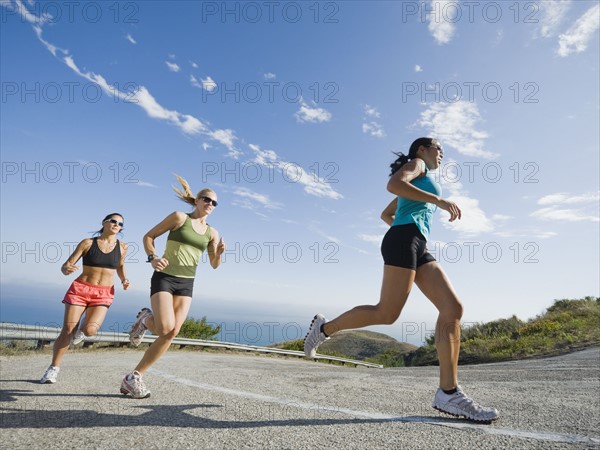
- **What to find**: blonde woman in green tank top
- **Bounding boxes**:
[120,175,226,399]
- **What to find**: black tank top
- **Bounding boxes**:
[82,238,121,269]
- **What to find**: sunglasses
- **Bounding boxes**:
[104,218,124,227]
[200,196,218,207]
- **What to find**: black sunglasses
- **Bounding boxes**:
[200,196,218,207]
[104,218,124,227]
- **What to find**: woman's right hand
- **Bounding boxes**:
[61,263,79,276]
[436,199,462,222]
[151,258,169,272]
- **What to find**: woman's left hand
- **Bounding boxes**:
[216,237,226,256]
[122,279,130,290]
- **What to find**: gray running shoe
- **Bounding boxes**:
[129,308,152,347]
[432,386,499,423]
[303,314,329,358]
[120,371,151,399]
[71,330,85,345]
[40,365,60,384]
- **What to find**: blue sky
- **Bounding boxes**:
[1,0,599,346]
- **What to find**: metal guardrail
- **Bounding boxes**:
[0,323,383,369]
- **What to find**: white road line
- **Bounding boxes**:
[150,369,600,446]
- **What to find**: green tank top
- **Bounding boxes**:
[161,215,211,278]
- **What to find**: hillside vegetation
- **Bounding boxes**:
[405,296,599,366]
[276,297,599,367]
[273,330,417,366]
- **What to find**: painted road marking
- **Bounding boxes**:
[150,369,600,446]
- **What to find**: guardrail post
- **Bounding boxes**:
[36,339,51,349]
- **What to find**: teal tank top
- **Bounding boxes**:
[391,168,442,240]
[161,215,211,278]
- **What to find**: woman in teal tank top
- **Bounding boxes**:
[304,137,499,423]
[120,175,226,399]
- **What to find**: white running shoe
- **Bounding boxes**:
[40,365,60,384]
[432,386,499,423]
[129,308,152,347]
[120,371,151,399]
[304,314,330,358]
[71,330,85,345]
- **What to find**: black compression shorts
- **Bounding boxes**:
[381,223,436,270]
[150,271,194,297]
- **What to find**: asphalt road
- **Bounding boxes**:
[1,347,599,449]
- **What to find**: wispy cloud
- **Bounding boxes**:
[418,101,498,159]
[201,76,217,92]
[165,61,181,72]
[357,233,383,245]
[125,33,137,44]
[135,181,157,188]
[415,64,423,72]
[439,164,494,236]
[3,0,50,24]
[538,192,600,205]
[232,187,283,210]
[308,223,341,244]
[190,61,199,68]
[190,75,202,88]
[294,98,332,123]
[557,4,600,57]
[362,122,386,138]
[531,207,599,222]
[427,1,456,45]
[536,0,571,38]
[364,105,381,118]
[495,230,558,239]
[249,144,343,200]
[362,105,386,138]
[208,129,241,159]
[31,21,210,139]
[133,86,206,135]
[264,72,276,80]
[17,1,339,201]
[532,191,600,223]
[191,75,217,92]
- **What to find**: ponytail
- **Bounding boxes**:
[389,137,434,176]
[172,174,197,207]
[172,174,216,208]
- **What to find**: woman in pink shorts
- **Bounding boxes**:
[40,213,130,384]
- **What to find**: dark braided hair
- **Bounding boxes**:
[389,137,434,176]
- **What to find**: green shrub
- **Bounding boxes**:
[178,316,221,340]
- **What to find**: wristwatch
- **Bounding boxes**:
[146,254,157,263]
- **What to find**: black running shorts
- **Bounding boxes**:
[150,271,194,297]
[381,223,436,270]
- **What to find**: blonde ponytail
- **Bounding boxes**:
[172,174,197,206]
[172,174,216,207]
